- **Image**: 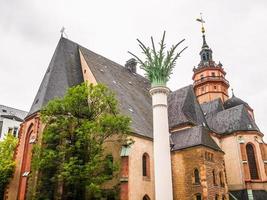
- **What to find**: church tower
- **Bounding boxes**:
[193,19,229,104]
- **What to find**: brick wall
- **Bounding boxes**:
[171,146,229,200]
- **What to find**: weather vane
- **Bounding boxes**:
[60,27,68,38]
[196,13,206,34]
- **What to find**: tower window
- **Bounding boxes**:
[212,72,215,77]
[215,194,219,200]
[200,74,204,80]
[194,168,200,184]
[246,144,259,179]
[214,85,217,90]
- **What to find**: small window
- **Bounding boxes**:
[219,171,225,187]
[143,195,150,200]
[195,193,201,200]
[212,72,215,77]
[2,109,7,113]
[13,127,18,137]
[215,194,219,200]
[213,170,216,185]
[214,85,217,90]
[105,155,113,176]
[8,127,13,134]
[194,169,200,184]
[201,87,205,92]
[200,74,204,80]
[142,153,150,177]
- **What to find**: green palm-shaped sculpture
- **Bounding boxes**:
[129,31,187,87]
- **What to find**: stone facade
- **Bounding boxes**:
[171,146,228,200]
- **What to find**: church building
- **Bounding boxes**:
[5,28,267,200]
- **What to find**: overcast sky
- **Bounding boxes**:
[1,0,267,139]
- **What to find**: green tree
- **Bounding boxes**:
[31,83,131,200]
[129,31,187,86]
[0,134,18,200]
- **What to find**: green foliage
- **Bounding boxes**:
[129,31,187,86]
[31,83,131,200]
[0,134,18,199]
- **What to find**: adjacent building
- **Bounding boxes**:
[0,105,27,141]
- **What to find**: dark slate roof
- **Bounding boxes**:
[230,190,267,200]
[170,126,221,151]
[205,104,260,134]
[224,95,251,110]
[201,98,224,117]
[79,47,153,138]
[26,37,152,138]
[168,85,207,128]
[26,38,84,118]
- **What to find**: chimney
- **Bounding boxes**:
[125,58,137,73]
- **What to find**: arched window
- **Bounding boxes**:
[212,170,216,185]
[142,153,150,177]
[105,154,113,176]
[219,171,224,187]
[215,194,219,200]
[194,169,200,184]
[143,195,150,200]
[246,144,259,179]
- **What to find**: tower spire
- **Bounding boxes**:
[196,13,209,49]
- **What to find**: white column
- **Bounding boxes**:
[150,86,173,200]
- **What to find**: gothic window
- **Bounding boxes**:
[246,144,259,179]
[142,153,150,177]
[194,169,200,184]
[143,195,150,200]
[195,193,201,200]
[212,170,216,185]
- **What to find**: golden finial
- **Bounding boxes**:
[196,13,205,34]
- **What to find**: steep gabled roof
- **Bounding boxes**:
[27,38,84,118]
[206,104,259,134]
[79,47,153,138]
[170,126,221,151]
[168,85,207,128]
[26,37,153,138]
